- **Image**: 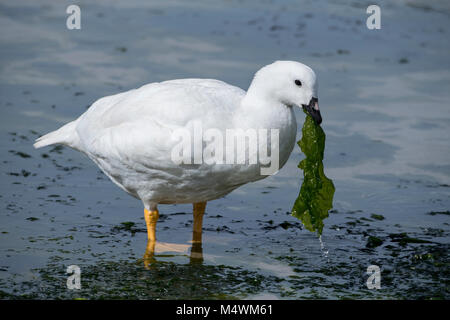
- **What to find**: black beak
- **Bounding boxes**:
[302,97,322,125]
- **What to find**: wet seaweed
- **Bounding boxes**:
[292,112,335,235]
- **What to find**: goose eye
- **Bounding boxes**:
[294,79,302,87]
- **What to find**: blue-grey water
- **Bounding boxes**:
[0,0,449,299]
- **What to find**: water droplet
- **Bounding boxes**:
[318,235,330,262]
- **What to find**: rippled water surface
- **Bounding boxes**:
[0,0,449,299]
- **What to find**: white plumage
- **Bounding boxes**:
[34,61,319,211]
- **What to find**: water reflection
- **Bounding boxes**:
[292,112,335,235]
[143,240,203,268]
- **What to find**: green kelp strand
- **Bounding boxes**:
[292,112,335,235]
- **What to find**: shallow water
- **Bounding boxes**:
[0,0,449,299]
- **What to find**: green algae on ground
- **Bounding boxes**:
[371,213,385,220]
[111,221,143,236]
[366,236,383,248]
[389,233,433,246]
[428,211,450,216]
[0,260,280,300]
[292,112,335,235]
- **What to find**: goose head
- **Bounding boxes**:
[246,60,322,125]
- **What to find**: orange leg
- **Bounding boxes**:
[191,201,206,263]
[143,208,159,268]
[192,202,206,243]
[142,204,206,266]
[144,208,159,242]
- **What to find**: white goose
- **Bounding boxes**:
[34,60,321,250]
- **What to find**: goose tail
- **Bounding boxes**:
[33,120,79,149]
